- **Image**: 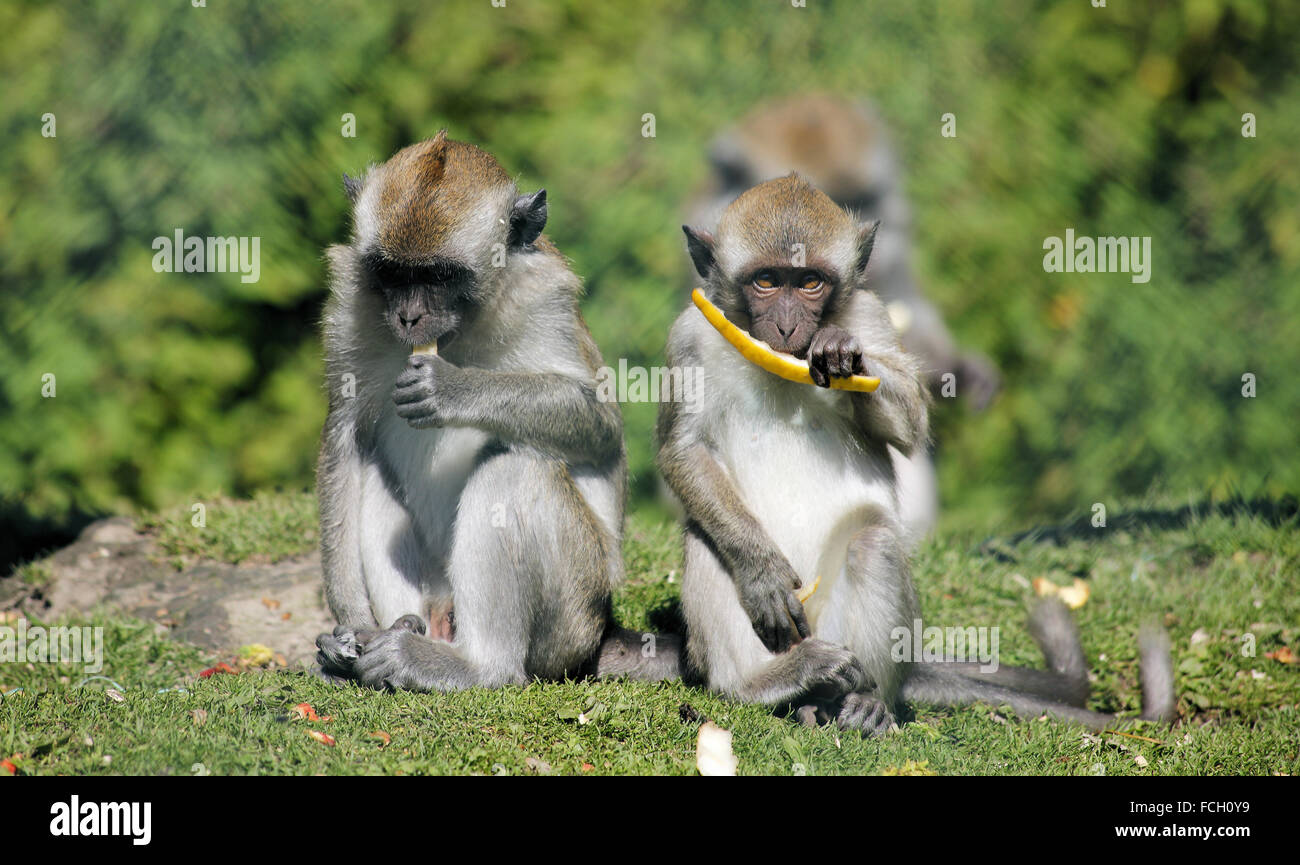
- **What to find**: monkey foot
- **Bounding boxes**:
[835,692,897,737]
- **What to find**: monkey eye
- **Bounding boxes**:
[753,272,777,291]
[799,273,824,293]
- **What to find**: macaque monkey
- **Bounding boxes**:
[661,175,1173,734]
[315,131,677,691]
[689,94,1002,540]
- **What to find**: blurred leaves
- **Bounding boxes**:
[0,0,1297,530]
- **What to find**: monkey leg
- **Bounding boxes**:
[814,508,919,735]
[356,462,441,629]
[318,462,455,679]
[351,451,610,692]
[680,525,868,707]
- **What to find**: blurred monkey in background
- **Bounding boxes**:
[686,94,1001,542]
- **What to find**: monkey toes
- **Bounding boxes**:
[390,613,428,635]
[836,692,896,737]
[797,639,871,701]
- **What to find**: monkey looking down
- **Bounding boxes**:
[315,132,677,691]
[661,174,1173,734]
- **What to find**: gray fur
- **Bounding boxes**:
[662,176,1174,735]
[686,96,1003,541]
[316,138,675,691]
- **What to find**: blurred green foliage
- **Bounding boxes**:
[2,0,1298,536]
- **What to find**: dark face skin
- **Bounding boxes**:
[740,263,868,388]
[741,265,833,357]
[364,252,473,349]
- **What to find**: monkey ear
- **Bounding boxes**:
[855,220,880,274]
[342,173,362,203]
[509,189,548,247]
[682,226,717,280]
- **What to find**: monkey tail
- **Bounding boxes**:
[1135,622,1177,723]
[900,606,1177,729]
[927,598,1092,707]
[900,665,1117,729]
[593,625,683,682]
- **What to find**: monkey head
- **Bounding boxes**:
[342,130,548,350]
[683,174,878,359]
[706,94,898,218]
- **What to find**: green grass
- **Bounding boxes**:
[138,489,319,569]
[3,494,1298,776]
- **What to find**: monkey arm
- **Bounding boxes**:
[833,294,931,456]
[656,419,810,652]
[394,355,622,466]
[317,408,378,630]
[849,350,930,457]
[457,369,623,464]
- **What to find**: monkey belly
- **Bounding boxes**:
[716,406,894,631]
[368,415,491,611]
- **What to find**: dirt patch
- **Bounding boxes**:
[0,517,333,667]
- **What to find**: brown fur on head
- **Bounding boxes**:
[683,174,878,357]
[375,130,506,259]
[708,93,886,204]
[342,131,549,349]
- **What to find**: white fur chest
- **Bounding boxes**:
[703,350,895,609]
[375,410,490,554]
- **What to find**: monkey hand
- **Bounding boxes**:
[393,353,466,428]
[807,325,866,388]
[316,623,382,680]
[738,557,812,653]
[348,615,454,692]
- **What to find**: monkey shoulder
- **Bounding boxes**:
[833,290,903,349]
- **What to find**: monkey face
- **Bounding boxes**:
[343,133,552,353]
[363,251,472,349]
[741,266,832,358]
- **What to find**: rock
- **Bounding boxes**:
[78,517,140,546]
[1,517,333,668]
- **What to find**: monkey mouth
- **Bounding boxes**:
[761,336,811,359]
[749,324,811,359]
[401,327,459,351]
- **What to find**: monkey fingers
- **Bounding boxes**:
[316,625,367,679]
[392,365,446,426]
[808,326,866,387]
[746,585,808,653]
[394,353,445,391]
[393,356,456,424]
[784,589,812,642]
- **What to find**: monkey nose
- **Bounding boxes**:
[399,313,423,329]
[777,322,796,339]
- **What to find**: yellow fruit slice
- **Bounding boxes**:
[796,573,821,604]
[1032,577,1091,610]
[411,339,438,357]
[691,289,880,392]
